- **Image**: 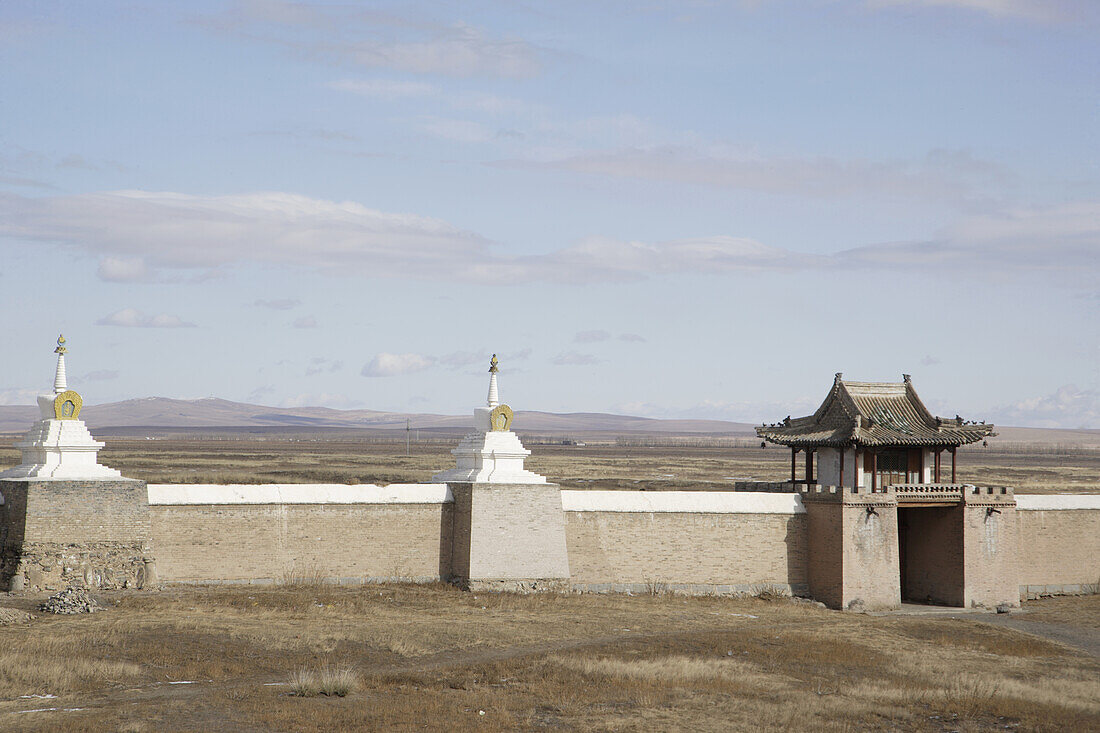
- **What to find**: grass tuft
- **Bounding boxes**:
[288,666,358,697]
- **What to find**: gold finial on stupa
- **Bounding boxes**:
[55,334,67,355]
[489,354,499,373]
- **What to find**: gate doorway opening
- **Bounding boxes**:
[898,506,964,606]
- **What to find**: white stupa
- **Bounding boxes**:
[0,335,122,479]
[431,354,546,484]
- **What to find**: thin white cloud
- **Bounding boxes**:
[0,190,494,282]
[254,298,301,310]
[305,357,343,376]
[437,351,485,368]
[292,315,318,328]
[248,385,276,403]
[619,333,646,343]
[989,385,1100,429]
[0,190,1095,287]
[82,370,119,381]
[199,4,542,78]
[327,78,438,98]
[615,397,821,424]
[281,392,364,408]
[529,235,816,283]
[551,351,599,366]
[95,308,195,328]
[361,352,435,377]
[506,146,1006,202]
[0,388,40,406]
[837,202,1100,284]
[865,0,1068,22]
[417,117,497,144]
[97,257,153,283]
[574,330,611,343]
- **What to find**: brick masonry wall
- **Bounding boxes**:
[564,511,807,594]
[150,503,452,584]
[1,479,150,545]
[1016,509,1100,596]
[805,502,843,607]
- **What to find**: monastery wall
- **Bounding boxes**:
[1015,495,1100,598]
[561,491,809,595]
[147,484,453,584]
[18,482,1087,603]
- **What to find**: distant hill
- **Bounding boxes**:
[0,397,1096,445]
[0,396,756,435]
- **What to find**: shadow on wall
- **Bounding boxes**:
[0,485,28,592]
[438,503,454,582]
[785,514,809,592]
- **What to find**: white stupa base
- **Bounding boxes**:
[431,430,547,484]
[0,418,122,480]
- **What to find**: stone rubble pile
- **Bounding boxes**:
[37,586,103,614]
[0,607,35,625]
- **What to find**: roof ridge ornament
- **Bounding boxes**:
[902,373,912,383]
[835,372,843,383]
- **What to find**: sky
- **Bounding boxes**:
[0,0,1097,428]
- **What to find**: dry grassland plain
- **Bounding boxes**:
[0,435,1095,493]
[0,586,1098,732]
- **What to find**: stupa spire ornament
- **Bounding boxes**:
[54,334,68,394]
[487,354,500,407]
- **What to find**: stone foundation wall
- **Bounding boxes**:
[1,542,151,593]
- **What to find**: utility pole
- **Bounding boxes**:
[406,418,410,457]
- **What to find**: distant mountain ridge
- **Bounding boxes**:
[0,396,756,435]
[0,397,1096,444]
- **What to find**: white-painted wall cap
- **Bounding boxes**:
[147,483,454,505]
[561,490,806,514]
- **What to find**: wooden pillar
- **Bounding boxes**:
[951,447,957,483]
[805,449,814,484]
[839,446,845,488]
[934,450,941,483]
[791,447,797,483]
[870,450,877,492]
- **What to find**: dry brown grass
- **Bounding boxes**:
[1018,593,1100,628]
[288,666,358,697]
[0,585,1096,732]
[1,437,1093,493]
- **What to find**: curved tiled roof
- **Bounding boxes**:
[756,374,996,448]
